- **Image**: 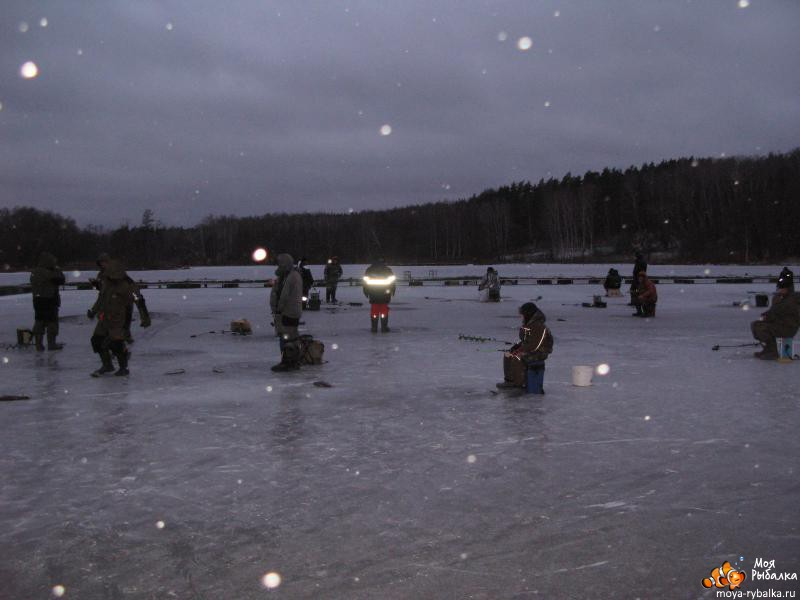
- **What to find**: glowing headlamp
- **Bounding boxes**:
[363,275,396,286]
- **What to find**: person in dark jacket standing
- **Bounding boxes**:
[90,252,148,343]
[751,278,800,360]
[30,252,66,351]
[297,257,315,310]
[87,260,150,376]
[363,259,396,332]
[323,256,343,304]
[633,271,658,317]
[630,252,648,313]
[497,302,554,390]
[777,267,795,293]
[270,253,304,371]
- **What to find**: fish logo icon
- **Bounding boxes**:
[702,560,746,590]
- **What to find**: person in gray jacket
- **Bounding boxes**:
[269,253,304,371]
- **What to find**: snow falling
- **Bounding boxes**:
[261,572,281,589]
[252,248,268,262]
[20,62,39,79]
[2,1,798,596]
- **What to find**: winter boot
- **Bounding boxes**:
[371,316,379,333]
[46,331,63,351]
[380,315,390,333]
[114,350,130,376]
[271,343,301,372]
[91,351,115,377]
[34,333,45,352]
[756,342,779,360]
[271,360,300,372]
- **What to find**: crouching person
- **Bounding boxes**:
[604,268,622,297]
[497,302,554,393]
[751,279,799,360]
[88,260,151,377]
[478,267,501,302]
[633,271,657,317]
[270,253,304,372]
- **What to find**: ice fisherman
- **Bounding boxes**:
[270,253,304,371]
[323,256,343,304]
[478,267,501,302]
[297,257,315,310]
[29,251,66,351]
[91,252,148,343]
[629,252,647,307]
[363,259,396,332]
[87,259,151,377]
[750,276,799,360]
[603,268,622,297]
[496,302,554,391]
[632,271,657,317]
[778,267,795,293]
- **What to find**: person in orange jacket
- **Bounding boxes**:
[633,271,657,317]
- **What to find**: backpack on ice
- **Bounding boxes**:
[298,334,325,365]
[230,319,253,335]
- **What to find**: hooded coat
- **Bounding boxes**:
[478,269,500,292]
[514,308,554,363]
[604,269,622,290]
[298,260,315,296]
[637,274,657,304]
[324,260,343,285]
[762,292,800,337]
[91,260,138,340]
[363,262,396,304]
[270,254,303,319]
[30,252,65,299]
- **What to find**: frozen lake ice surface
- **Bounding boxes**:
[1,265,798,599]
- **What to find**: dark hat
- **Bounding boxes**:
[519,302,539,318]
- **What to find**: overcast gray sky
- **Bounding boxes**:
[1,1,798,227]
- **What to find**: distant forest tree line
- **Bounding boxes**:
[2,149,799,270]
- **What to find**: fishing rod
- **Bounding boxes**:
[711,342,761,351]
[458,334,515,345]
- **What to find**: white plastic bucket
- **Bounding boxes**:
[572,365,594,387]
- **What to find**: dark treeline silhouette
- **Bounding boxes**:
[2,150,799,269]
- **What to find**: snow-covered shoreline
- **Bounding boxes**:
[1,262,797,286]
